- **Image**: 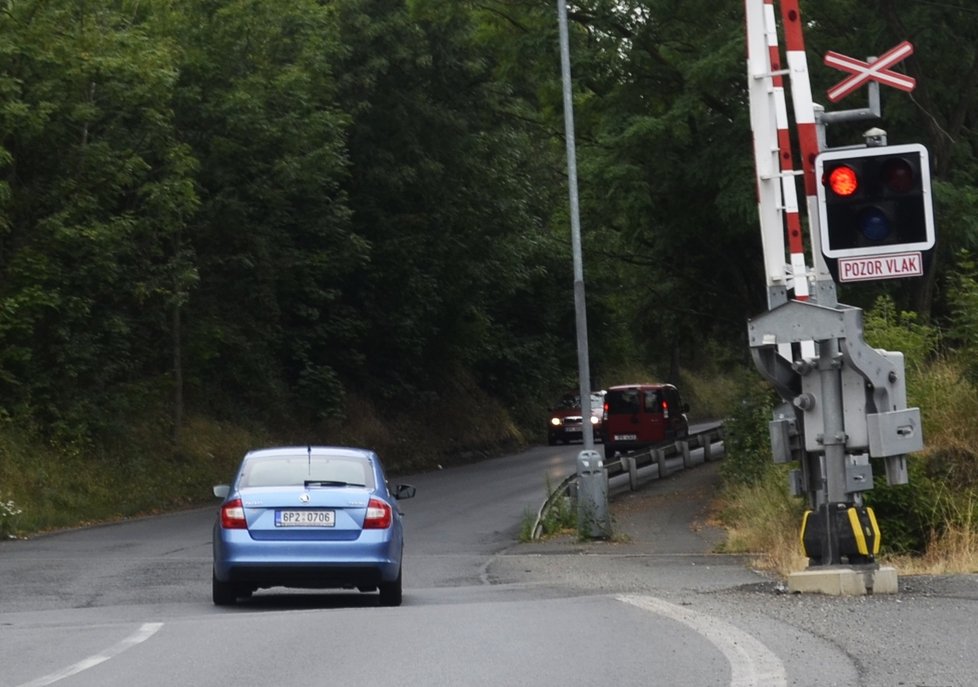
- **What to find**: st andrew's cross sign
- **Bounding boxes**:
[824,40,916,103]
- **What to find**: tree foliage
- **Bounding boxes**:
[0,0,976,453]
[0,0,197,440]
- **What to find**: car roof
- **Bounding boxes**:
[605,383,677,391]
[243,446,377,462]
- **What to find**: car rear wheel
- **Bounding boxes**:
[378,568,402,607]
[212,571,238,606]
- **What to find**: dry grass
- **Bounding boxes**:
[715,468,810,576]
[896,359,978,573]
[721,491,978,578]
[885,523,978,574]
[0,412,271,535]
[914,360,978,452]
[720,475,978,577]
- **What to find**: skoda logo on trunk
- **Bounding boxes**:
[299,493,310,503]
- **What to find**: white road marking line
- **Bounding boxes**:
[617,594,787,687]
[16,622,163,687]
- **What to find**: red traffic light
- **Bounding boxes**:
[828,165,859,196]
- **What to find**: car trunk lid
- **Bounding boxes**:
[238,486,370,541]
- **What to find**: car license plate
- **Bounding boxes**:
[614,434,637,441]
[275,510,335,527]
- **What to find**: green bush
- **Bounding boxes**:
[860,294,978,557]
[719,376,778,488]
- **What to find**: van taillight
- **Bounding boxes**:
[603,402,609,420]
[662,400,670,418]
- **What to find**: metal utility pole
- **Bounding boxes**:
[556,0,594,452]
[556,0,609,538]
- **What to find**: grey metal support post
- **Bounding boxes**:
[577,450,610,538]
[818,338,847,565]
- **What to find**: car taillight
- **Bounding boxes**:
[364,497,393,529]
[221,498,247,529]
[662,400,670,418]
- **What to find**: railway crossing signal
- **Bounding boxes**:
[816,144,935,282]
[746,0,929,593]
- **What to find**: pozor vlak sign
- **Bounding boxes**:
[815,143,935,282]
[835,251,923,282]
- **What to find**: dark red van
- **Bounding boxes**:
[601,384,689,459]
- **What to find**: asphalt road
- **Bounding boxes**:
[1,440,976,686]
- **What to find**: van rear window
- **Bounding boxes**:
[643,390,662,412]
[606,390,640,413]
[606,389,662,414]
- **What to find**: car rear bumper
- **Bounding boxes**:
[223,563,387,589]
[213,528,402,586]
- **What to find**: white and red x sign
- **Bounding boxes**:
[824,40,916,103]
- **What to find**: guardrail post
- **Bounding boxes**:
[627,454,639,491]
[654,448,667,478]
[703,436,714,462]
[680,439,692,468]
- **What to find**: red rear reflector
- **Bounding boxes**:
[221,498,247,529]
[364,497,392,529]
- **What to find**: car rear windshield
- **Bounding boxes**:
[606,389,662,414]
[240,455,375,489]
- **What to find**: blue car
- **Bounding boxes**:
[212,446,416,606]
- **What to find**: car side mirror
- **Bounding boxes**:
[392,484,416,500]
[213,484,230,499]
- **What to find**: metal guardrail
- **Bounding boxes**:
[530,424,726,540]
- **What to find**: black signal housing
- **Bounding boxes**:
[815,143,935,261]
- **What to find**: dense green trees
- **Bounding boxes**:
[0,1,196,439]
[0,0,976,454]
[171,0,357,426]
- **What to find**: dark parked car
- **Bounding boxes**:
[212,446,415,606]
[548,391,605,445]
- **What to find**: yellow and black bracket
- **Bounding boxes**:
[801,503,881,565]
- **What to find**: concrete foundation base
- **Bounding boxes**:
[787,565,898,596]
